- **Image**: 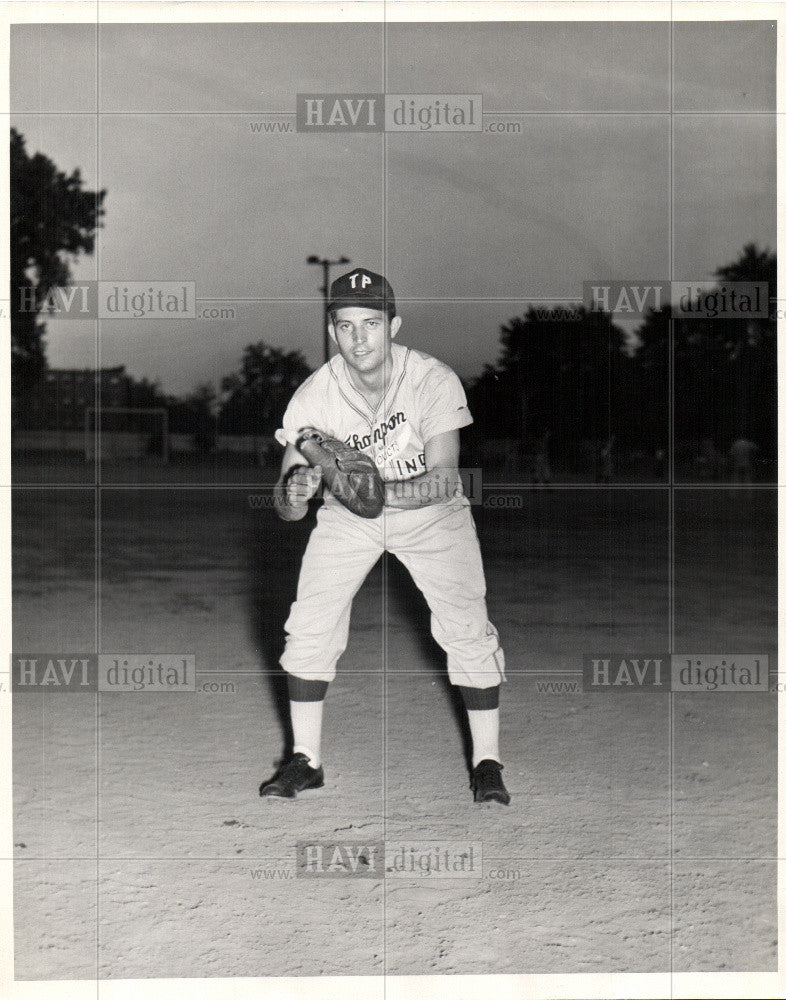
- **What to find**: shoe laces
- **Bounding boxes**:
[475,759,503,781]
[286,752,316,774]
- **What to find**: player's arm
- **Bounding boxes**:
[273,442,322,521]
[384,429,464,509]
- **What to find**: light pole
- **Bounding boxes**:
[307,255,350,364]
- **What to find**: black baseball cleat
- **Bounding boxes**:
[260,753,324,798]
[471,759,511,805]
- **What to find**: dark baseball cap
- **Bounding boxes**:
[327,268,396,314]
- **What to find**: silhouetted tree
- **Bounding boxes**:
[219,343,311,435]
[469,305,629,459]
[126,375,167,410]
[716,242,775,286]
[634,305,671,451]
[633,243,776,469]
[11,128,106,391]
[712,243,776,459]
[188,383,218,453]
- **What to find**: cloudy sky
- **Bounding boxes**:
[11,18,776,395]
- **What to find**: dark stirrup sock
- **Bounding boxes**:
[287,675,329,702]
[457,684,500,711]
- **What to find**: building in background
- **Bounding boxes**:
[13,366,129,431]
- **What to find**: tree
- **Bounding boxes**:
[634,304,681,451]
[713,242,776,359]
[633,243,776,467]
[469,305,629,456]
[11,128,106,391]
[126,375,167,410]
[716,242,775,286]
[219,343,311,435]
[712,243,776,458]
[188,383,218,454]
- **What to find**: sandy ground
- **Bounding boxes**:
[10,473,777,981]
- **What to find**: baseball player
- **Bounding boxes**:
[260,268,509,804]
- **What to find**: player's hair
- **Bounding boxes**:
[329,303,396,324]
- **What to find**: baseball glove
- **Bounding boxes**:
[296,427,385,519]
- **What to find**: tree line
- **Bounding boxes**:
[466,242,776,468]
[11,128,776,465]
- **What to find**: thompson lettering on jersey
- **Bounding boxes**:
[276,343,472,482]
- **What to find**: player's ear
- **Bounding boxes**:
[390,316,402,339]
[327,320,338,343]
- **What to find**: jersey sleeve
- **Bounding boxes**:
[418,367,473,443]
[275,386,317,448]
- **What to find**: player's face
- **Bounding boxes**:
[329,307,401,374]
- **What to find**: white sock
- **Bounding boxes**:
[467,708,500,769]
[290,699,324,768]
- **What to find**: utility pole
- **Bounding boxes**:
[307,255,350,364]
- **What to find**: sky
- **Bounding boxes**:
[10,18,776,396]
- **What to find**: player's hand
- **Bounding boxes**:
[285,465,323,506]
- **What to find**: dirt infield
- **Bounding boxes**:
[11,482,777,979]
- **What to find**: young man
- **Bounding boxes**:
[260,268,509,804]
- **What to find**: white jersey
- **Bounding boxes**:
[276,342,472,482]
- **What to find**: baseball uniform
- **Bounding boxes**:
[260,267,510,806]
[275,341,506,689]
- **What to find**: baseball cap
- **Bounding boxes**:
[327,268,396,315]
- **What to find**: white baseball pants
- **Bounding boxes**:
[280,500,506,688]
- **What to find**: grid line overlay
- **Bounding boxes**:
[382,6,389,989]
[668,9,675,991]
[93,10,101,996]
